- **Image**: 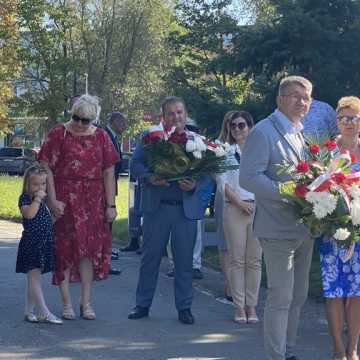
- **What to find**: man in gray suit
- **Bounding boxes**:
[239,76,314,360]
[128,96,211,325]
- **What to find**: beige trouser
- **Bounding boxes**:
[223,203,262,309]
[259,236,314,360]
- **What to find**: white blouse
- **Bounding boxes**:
[216,143,255,202]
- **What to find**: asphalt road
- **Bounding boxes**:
[0,220,332,360]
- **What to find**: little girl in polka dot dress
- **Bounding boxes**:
[16,164,62,324]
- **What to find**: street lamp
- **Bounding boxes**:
[84,73,88,94]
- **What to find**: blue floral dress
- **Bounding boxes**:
[318,161,360,298]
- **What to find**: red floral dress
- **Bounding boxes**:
[38,125,119,284]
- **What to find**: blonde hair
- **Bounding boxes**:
[218,110,254,144]
[278,76,313,96]
[71,94,99,121]
[336,96,360,114]
[22,163,47,194]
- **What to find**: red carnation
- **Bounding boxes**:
[309,144,321,154]
[332,172,347,185]
[295,184,309,198]
[350,152,358,163]
[324,139,337,151]
[296,160,310,173]
[168,132,187,145]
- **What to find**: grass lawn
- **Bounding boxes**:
[0,174,129,244]
[0,174,322,298]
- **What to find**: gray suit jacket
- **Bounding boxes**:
[239,112,309,240]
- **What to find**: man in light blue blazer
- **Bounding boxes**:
[128,96,211,325]
[239,76,314,360]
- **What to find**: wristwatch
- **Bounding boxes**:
[106,204,116,208]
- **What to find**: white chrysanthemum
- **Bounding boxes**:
[305,191,318,203]
[350,198,360,225]
[349,184,360,199]
[193,150,202,159]
[305,191,337,219]
[194,136,207,151]
[185,140,197,153]
[313,205,330,219]
[333,228,351,241]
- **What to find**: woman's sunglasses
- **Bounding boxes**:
[230,122,247,130]
[72,114,92,125]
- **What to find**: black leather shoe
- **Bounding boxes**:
[166,268,175,278]
[111,253,119,260]
[121,239,140,252]
[128,306,149,320]
[178,309,195,325]
[109,267,122,275]
[286,356,300,360]
[192,268,204,280]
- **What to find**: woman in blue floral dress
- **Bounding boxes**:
[319,96,360,360]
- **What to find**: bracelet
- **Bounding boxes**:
[106,204,116,208]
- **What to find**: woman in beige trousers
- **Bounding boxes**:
[216,110,262,324]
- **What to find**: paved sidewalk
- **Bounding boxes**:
[0,220,331,360]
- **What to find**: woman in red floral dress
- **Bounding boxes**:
[38,95,119,320]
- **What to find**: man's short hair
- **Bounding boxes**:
[161,96,187,115]
[108,112,126,124]
[278,76,313,96]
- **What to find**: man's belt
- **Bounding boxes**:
[160,200,183,206]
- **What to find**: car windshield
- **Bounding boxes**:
[0,148,23,157]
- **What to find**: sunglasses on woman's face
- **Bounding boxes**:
[230,122,247,130]
[337,115,360,125]
[72,114,92,125]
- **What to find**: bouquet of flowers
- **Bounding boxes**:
[141,123,238,181]
[278,138,360,254]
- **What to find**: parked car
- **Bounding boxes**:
[0,147,36,175]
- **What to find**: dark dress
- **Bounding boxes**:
[16,193,55,274]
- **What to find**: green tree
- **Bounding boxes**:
[77,0,172,129]
[233,0,360,117]
[17,0,78,131]
[0,0,21,134]
[14,0,172,135]
[165,0,250,136]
